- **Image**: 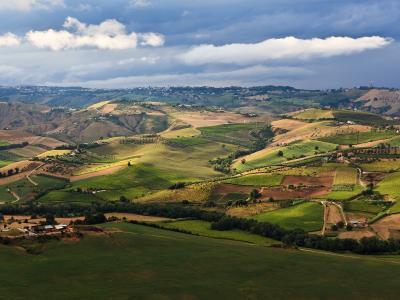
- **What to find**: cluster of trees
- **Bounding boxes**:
[0,202,224,222]
[0,141,28,151]
[2,202,400,255]
[210,216,400,254]
[0,167,20,178]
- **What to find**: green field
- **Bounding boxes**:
[224,173,283,186]
[290,108,334,120]
[334,167,357,185]
[0,140,9,146]
[162,220,279,245]
[344,200,390,217]
[360,160,400,172]
[333,110,391,126]
[0,175,69,203]
[41,163,194,203]
[165,136,210,147]
[235,140,337,172]
[376,172,400,200]
[1,222,400,299]
[324,185,364,201]
[0,160,13,168]
[252,202,324,232]
[89,140,237,179]
[320,130,397,145]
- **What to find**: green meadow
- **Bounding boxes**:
[251,201,324,232]
[1,222,400,299]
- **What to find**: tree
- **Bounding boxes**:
[337,221,344,229]
[250,189,262,203]
[45,214,57,225]
[241,159,246,164]
[346,224,353,231]
[331,224,338,231]
[119,196,129,203]
[277,150,284,157]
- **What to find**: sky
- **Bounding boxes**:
[0,0,399,89]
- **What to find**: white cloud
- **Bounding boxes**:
[25,17,164,51]
[0,0,65,11]
[130,0,151,8]
[181,36,393,65]
[140,33,165,47]
[0,33,21,47]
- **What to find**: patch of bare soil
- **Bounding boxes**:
[261,186,330,200]
[372,214,400,240]
[362,172,388,186]
[101,104,117,114]
[282,175,334,187]
[326,203,343,226]
[172,111,268,128]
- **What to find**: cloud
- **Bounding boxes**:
[0,33,21,47]
[25,17,165,51]
[53,65,311,88]
[130,0,152,8]
[0,0,65,11]
[140,33,165,47]
[181,36,393,65]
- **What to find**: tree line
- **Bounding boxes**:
[1,202,400,254]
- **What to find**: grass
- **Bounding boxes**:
[252,201,324,232]
[224,174,283,186]
[334,167,357,185]
[8,145,47,158]
[0,222,400,299]
[0,160,13,168]
[0,175,68,203]
[199,123,270,147]
[0,140,10,146]
[333,110,391,126]
[360,160,400,172]
[320,130,397,145]
[160,127,200,138]
[376,172,400,200]
[344,200,390,216]
[324,185,364,201]
[38,190,99,203]
[51,163,196,203]
[234,140,337,172]
[290,108,334,120]
[162,220,279,246]
[38,150,72,158]
[166,136,210,147]
[89,140,238,179]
